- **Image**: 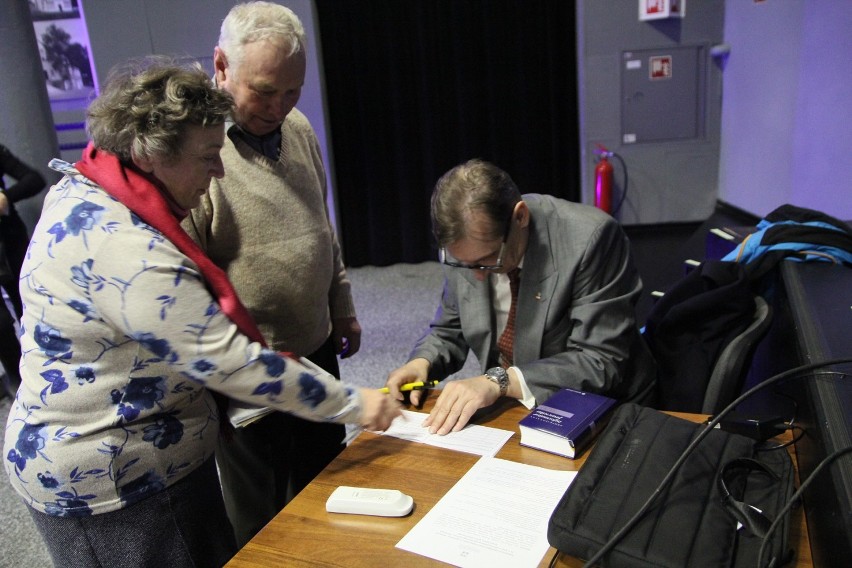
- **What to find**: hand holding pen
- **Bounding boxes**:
[379,380,440,394]
[343,382,438,444]
[384,358,435,406]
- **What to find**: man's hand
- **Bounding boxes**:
[357,388,403,431]
[332,317,362,359]
[422,375,501,435]
[385,358,431,405]
[0,193,9,216]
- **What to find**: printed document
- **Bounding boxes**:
[378,410,513,457]
[397,456,576,567]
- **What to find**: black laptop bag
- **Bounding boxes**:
[547,403,795,567]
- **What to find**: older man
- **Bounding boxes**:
[386,159,657,434]
[183,2,359,545]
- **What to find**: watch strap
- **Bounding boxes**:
[485,366,509,396]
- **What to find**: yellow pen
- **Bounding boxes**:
[379,380,440,394]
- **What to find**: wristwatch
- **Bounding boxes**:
[484,367,509,397]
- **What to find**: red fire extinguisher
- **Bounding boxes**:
[594,144,614,214]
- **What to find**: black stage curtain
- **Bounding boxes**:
[316,0,579,267]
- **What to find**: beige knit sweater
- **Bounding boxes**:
[183,109,355,356]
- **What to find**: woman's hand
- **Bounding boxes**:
[357,388,403,431]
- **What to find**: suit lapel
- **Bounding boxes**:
[513,211,557,365]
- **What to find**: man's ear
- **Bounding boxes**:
[213,47,228,84]
[514,201,530,229]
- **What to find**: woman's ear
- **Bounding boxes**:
[130,149,154,174]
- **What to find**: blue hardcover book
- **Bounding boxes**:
[518,388,617,459]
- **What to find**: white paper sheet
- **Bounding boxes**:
[377,410,514,457]
[396,456,576,567]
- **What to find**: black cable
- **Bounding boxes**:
[751,370,846,452]
[755,424,805,451]
[580,357,852,568]
[757,445,852,567]
[609,152,628,217]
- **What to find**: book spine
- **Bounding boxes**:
[569,410,614,452]
[563,401,612,440]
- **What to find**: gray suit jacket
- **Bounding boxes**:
[410,194,656,404]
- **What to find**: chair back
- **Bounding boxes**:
[644,260,768,413]
[701,295,772,414]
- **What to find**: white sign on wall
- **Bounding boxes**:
[639,0,686,21]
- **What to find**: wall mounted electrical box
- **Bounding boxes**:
[621,45,706,144]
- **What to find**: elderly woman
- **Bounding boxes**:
[3,57,400,567]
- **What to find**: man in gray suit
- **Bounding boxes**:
[385,159,656,434]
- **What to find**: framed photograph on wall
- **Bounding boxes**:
[30,0,96,103]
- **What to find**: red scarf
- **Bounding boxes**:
[75,142,267,346]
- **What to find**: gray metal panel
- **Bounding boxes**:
[621,45,705,144]
[578,0,725,224]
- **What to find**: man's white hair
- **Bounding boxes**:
[218,1,306,76]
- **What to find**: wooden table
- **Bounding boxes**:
[226,398,811,567]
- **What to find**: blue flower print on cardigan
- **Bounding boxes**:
[68,299,98,322]
[182,358,217,384]
[37,472,60,488]
[250,349,290,400]
[70,258,94,286]
[298,373,327,408]
[111,377,166,422]
[252,380,283,398]
[7,423,48,473]
[75,366,96,385]
[68,259,101,322]
[44,488,95,517]
[258,350,286,377]
[142,413,184,449]
[132,332,177,363]
[39,369,69,404]
[119,470,166,508]
[46,201,105,255]
[33,323,72,359]
[66,201,105,235]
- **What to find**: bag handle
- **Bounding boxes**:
[717,457,778,537]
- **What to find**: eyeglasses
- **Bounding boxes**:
[439,215,512,271]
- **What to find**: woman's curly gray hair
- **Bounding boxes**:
[86,56,233,163]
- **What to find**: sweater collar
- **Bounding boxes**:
[227,122,282,161]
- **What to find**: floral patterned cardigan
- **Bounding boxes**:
[4,160,361,517]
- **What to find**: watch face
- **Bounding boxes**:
[486,367,508,391]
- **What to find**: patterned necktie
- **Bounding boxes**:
[498,268,521,368]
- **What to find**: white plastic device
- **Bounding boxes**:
[325,486,414,517]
